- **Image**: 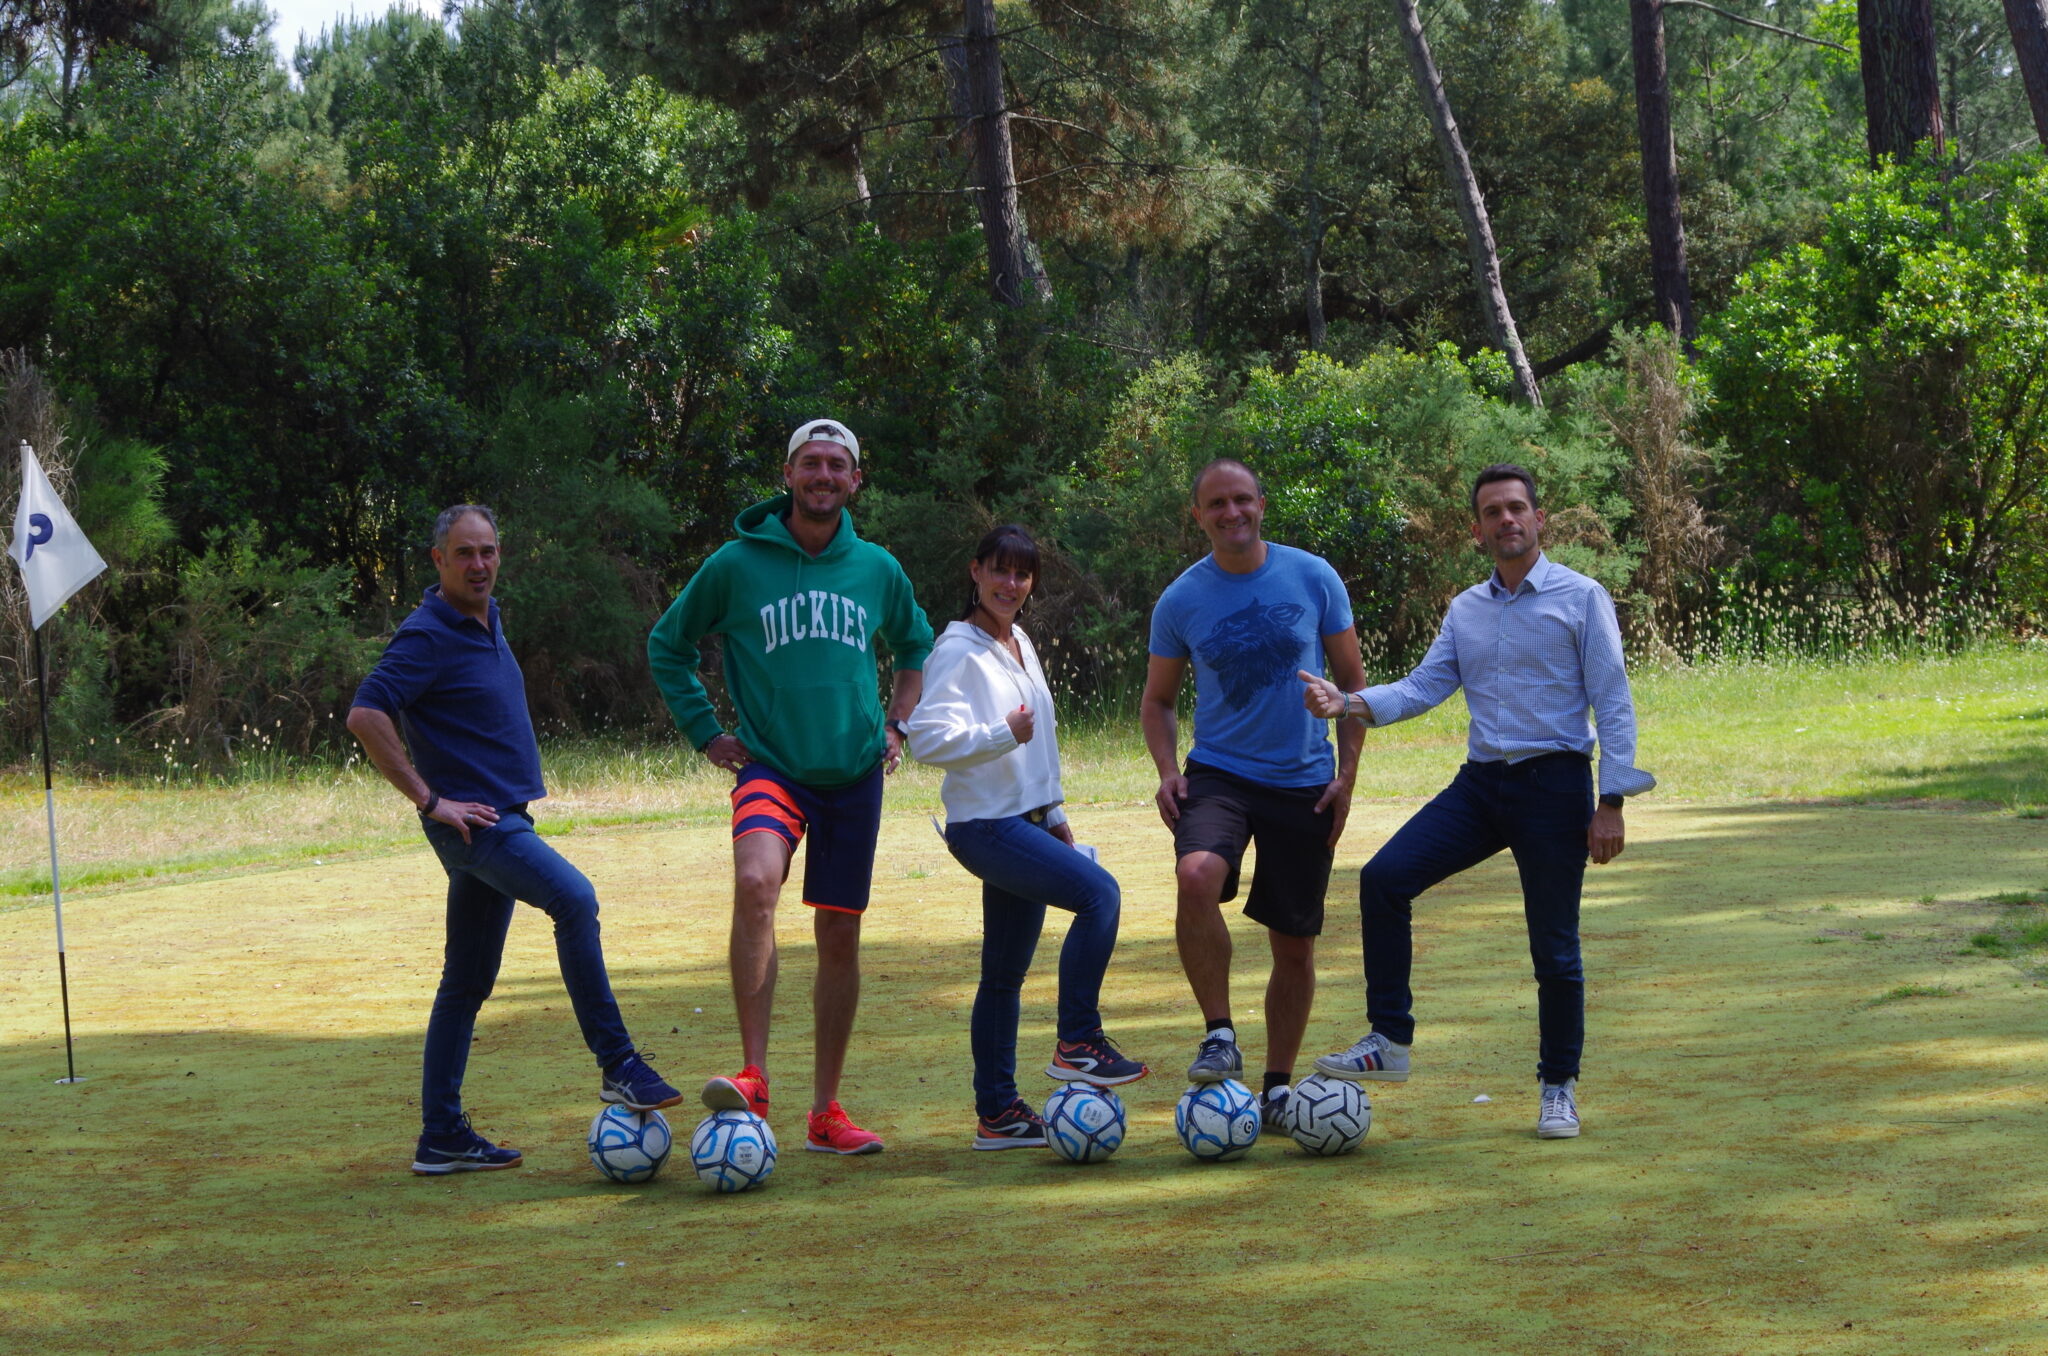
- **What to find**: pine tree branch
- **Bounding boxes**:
[1661,0,1850,53]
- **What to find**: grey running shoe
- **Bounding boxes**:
[1185,1033,1243,1084]
[1538,1079,1580,1139]
[1259,1085,1293,1134]
[1314,1031,1411,1083]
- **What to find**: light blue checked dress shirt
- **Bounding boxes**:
[1356,553,1656,798]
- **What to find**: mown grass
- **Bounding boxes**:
[3,643,2042,898]
[5,800,2047,1353]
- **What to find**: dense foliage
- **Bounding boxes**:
[0,0,2041,768]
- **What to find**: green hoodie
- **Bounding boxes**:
[648,494,935,789]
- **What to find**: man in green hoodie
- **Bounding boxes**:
[649,418,935,1155]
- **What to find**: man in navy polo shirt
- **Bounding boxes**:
[348,504,680,1175]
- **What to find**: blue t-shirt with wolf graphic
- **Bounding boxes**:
[1149,543,1354,788]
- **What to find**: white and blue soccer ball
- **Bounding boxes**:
[588,1105,673,1183]
[689,1109,778,1193]
[1285,1073,1371,1156]
[1176,1079,1261,1161]
[1043,1083,1126,1163]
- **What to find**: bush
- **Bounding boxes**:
[1700,159,2048,618]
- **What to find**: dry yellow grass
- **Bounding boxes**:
[3,798,2045,1353]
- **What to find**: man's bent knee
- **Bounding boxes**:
[1175,853,1230,903]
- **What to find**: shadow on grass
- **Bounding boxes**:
[1865,743,2048,804]
[4,803,2047,1352]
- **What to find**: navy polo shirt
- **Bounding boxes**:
[352,587,547,810]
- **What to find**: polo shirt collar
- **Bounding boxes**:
[422,584,499,634]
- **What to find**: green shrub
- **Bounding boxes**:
[1700,159,2048,621]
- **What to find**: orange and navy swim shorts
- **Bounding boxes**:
[730,761,886,915]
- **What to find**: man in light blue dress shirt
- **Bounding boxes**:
[1299,464,1654,1140]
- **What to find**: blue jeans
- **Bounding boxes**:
[1360,755,1592,1084]
[944,815,1122,1117]
[419,811,634,1134]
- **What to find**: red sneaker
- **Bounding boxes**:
[701,1064,769,1118]
[805,1100,884,1155]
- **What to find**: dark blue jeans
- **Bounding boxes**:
[1360,755,1592,1084]
[944,815,1122,1117]
[419,811,634,1134]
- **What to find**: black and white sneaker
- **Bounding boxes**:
[1186,1033,1243,1084]
[410,1114,522,1175]
[974,1099,1050,1150]
[1045,1032,1149,1086]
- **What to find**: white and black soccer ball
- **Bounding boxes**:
[1043,1083,1126,1163]
[588,1105,673,1183]
[688,1109,778,1193]
[1175,1079,1261,1161]
[1285,1073,1371,1156]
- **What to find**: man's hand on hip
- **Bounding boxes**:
[1315,778,1353,850]
[1155,773,1188,829]
[1588,803,1625,864]
[702,733,753,774]
[431,798,500,846]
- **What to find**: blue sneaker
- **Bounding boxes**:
[411,1114,522,1175]
[1186,1033,1243,1084]
[1314,1031,1411,1083]
[1046,1032,1149,1087]
[973,1099,1049,1151]
[601,1051,684,1111]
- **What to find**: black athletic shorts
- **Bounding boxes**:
[1173,758,1336,938]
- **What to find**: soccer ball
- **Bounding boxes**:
[688,1109,778,1193]
[1175,1079,1260,1161]
[1285,1073,1371,1156]
[587,1105,673,1183]
[1043,1083,1126,1163]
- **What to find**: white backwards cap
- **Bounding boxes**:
[787,418,860,464]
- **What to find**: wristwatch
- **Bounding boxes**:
[1599,793,1625,809]
[886,718,910,741]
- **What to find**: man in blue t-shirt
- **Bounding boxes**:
[1140,459,1368,1129]
[348,505,680,1176]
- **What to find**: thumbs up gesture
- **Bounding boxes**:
[1006,703,1036,744]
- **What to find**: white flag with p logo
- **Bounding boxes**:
[10,442,107,629]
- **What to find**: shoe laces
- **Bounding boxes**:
[998,1098,1042,1126]
[438,1112,486,1148]
[1541,1084,1576,1117]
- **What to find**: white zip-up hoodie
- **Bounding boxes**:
[906,620,1068,827]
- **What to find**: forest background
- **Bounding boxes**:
[0,0,2043,772]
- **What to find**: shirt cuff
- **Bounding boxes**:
[1598,762,1656,798]
[1355,682,1407,725]
[1044,805,1068,828]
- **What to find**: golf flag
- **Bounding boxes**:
[11,441,106,629]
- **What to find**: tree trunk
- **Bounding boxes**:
[1389,0,1542,406]
[1302,53,1328,350]
[959,0,1039,307]
[2004,0,2048,148]
[1629,0,1696,346]
[1858,0,1945,164]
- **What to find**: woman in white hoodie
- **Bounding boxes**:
[906,525,1148,1150]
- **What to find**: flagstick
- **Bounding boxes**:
[34,624,83,1084]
